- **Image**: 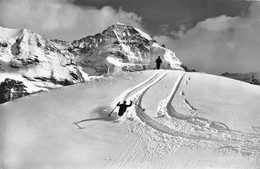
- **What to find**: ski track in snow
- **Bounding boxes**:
[183,98,197,111]
[133,73,252,146]
[226,101,237,130]
[108,71,260,167]
[112,71,161,105]
[107,71,172,168]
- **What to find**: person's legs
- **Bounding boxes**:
[118,110,124,117]
[156,64,160,69]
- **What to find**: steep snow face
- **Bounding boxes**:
[222,72,260,86]
[70,23,183,75]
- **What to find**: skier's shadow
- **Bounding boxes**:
[74,106,118,128]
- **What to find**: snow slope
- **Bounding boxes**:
[1,70,260,169]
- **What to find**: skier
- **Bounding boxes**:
[155,56,162,69]
[117,100,133,117]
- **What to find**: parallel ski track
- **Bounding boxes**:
[165,74,230,130]
[108,71,259,169]
[119,71,163,101]
[108,71,260,168]
[107,71,170,169]
[134,72,207,139]
[130,72,260,151]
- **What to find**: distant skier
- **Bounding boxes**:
[155,56,162,69]
[117,100,133,117]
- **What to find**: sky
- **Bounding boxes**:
[0,0,259,74]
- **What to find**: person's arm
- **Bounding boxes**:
[117,102,120,106]
[127,101,133,107]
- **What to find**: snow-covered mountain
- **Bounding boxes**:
[0,26,86,103]
[69,23,182,75]
[0,23,182,103]
[222,72,260,85]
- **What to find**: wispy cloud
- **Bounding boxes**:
[0,0,144,40]
[155,2,260,74]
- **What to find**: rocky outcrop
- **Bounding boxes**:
[180,64,197,72]
[0,78,29,104]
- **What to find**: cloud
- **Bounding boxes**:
[155,2,260,74]
[0,0,144,41]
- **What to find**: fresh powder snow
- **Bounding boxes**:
[1,70,260,169]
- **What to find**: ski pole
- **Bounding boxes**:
[108,105,117,117]
[73,122,84,129]
[131,100,145,111]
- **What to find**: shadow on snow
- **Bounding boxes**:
[73,106,119,129]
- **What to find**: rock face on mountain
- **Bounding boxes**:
[0,27,86,103]
[222,72,260,86]
[0,78,29,104]
[68,23,182,75]
[0,23,182,103]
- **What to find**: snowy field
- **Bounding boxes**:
[1,70,260,169]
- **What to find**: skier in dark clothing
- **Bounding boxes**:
[117,100,133,117]
[155,56,162,69]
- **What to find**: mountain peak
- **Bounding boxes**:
[115,22,126,26]
[0,26,24,39]
[101,23,152,41]
[0,26,43,43]
[69,23,182,75]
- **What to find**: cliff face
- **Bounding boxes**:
[0,23,183,103]
[0,78,29,104]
